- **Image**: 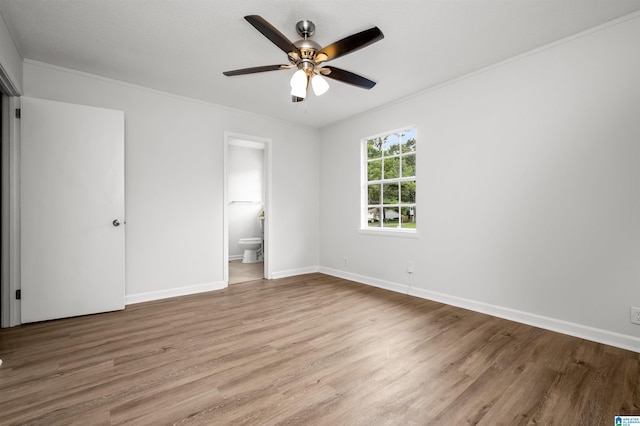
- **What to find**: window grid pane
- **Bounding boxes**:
[368,159,382,181]
[367,138,383,160]
[367,206,381,227]
[383,157,400,179]
[363,127,416,231]
[368,184,380,204]
[402,154,415,178]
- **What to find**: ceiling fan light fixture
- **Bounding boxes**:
[290,85,307,98]
[223,16,384,102]
[311,74,329,96]
[290,69,308,98]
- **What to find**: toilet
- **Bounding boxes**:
[239,237,262,263]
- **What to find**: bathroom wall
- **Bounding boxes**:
[228,143,264,259]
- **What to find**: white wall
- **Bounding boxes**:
[23,60,319,302]
[319,14,640,351]
[228,144,264,259]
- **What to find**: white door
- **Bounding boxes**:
[20,97,125,323]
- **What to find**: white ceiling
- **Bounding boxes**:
[1,0,640,128]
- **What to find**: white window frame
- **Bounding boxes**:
[360,126,418,238]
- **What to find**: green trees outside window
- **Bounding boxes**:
[364,127,416,230]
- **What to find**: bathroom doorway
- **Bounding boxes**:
[223,132,271,285]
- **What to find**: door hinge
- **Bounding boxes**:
[15,289,21,299]
[15,108,21,119]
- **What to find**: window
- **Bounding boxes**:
[362,126,416,232]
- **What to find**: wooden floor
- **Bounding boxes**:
[0,274,638,425]
[229,260,263,285]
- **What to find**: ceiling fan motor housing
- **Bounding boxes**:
[291,20,324,75]
[291,38,322,74]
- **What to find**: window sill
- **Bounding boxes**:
[358,228,420,239]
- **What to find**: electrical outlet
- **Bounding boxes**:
[631,307,640,325]
[343,257,348,266]
[407,262,414,274]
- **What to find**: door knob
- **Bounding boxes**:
[113,219,122,227]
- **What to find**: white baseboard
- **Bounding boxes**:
[126,281,227,305]
[125,265,322,305]
[318,267,408,294]
[319,267,640,353]
[270,266,320,280]
[228,255,243,261]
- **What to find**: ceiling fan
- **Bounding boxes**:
[223,15,384,102]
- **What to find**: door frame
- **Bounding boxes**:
[223,131,272,284]
[1,94,20,327]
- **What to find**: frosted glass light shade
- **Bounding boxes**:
[290,69,307,98]
[291,86,307,98]
[311,74,329,96]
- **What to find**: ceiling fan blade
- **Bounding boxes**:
[317,27,384,63]
[244,15,298,54]
[223,64,290,76]
[322,67,377,89]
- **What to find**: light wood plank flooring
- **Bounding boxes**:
[229,260,263,285]
[0,273,638,425]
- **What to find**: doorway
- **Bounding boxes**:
[223,132,271,285]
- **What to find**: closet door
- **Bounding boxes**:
[21,97,125,323]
